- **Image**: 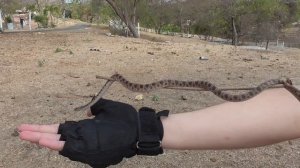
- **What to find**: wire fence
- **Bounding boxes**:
[138,25,300,49]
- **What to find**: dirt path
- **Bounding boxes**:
[0,26,300,168]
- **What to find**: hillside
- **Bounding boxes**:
[0,26,300,168]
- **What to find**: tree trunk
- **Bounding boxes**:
[61,0,66,18]
[266,40,269,50]
[35,0,42,12]
[232,17,238,46]
[132,0,137,26]
[0,9,3,32]
[106,0,140,38]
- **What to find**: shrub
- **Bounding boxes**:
[34,15,48,28]
[161,24,181,32]
[5,16,13,23]
[55,48,64,53]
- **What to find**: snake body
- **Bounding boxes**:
[74,74,300,111]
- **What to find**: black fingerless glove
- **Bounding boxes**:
[58,99,169,168]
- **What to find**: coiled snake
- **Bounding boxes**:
[75,74,300,111]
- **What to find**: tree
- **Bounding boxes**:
[105,0,140,37]
[0,0,22,15]
[238,0,289,48]
[44,4,61,27]
[61,0,66,18]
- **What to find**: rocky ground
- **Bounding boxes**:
[0,25,300,168]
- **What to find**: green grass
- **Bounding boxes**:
[152,95,160,102]
[55,48,64,53]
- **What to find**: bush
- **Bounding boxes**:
[34,15,48,28]
[55,48,64,53]
[161,24,181,32]
[5,16,13,23]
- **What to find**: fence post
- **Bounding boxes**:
[0,9,3,32]
[29,11,32,31]
[137,22,140,37]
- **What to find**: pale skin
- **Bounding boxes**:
[18,88,300,153]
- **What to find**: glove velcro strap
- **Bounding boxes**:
[136,107,169,156]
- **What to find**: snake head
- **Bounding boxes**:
[111,73,122,80]
[286,78,293,85]
[279,77,293,85]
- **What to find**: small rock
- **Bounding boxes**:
[11,129,19,137]
[90,48,100,52]
[171,51,177,55]
[86,83,91,87]
[147,52,154,55]
[181,95,188,100]
[11,96,15,100]
[106,33,114,37]
[288,141,293,145]
[274,145,283,151]
[242,58,253,62]
[199,56,209,60]
[135,94,144,101]
[210,158,217,162]
[261,55,269,60]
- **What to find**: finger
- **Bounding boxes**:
[19,131,61,143]
[39,138,65,151]
[18,124,59,134]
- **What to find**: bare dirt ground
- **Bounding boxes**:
[0,25,300,168]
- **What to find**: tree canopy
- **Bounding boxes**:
[1,0,299,41]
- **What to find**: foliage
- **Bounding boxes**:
[43,5,61,17]
[34,15,48,28]
[1,0,298,41]
[0,0,22,15]
[69,1,85,20]
[293,0,300,21]
[43,4,61,27]
[26,4,37,12]
[55,48,64,53]
[5,16,12,23]
[137,0,178,33]
[98,2,116,23]
[235,0,289,41]
[105,0,141,37]
[152,95,160,102]
[161,24,181,32]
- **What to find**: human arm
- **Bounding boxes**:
[162,88,300,150]
[18,88,300,167]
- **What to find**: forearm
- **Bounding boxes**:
[161,88,300,150]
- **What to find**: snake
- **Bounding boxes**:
[74,73,300,111]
